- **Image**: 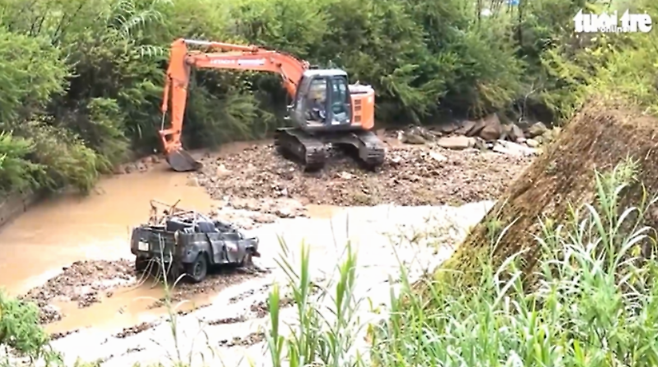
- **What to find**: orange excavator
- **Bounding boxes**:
[158,38,386,172]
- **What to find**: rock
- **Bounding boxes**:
[338,171,354,180]
[150,155,160,164]
[542,129,555,142]
[124,164,135,174]
[527,122,548,138]
[508,124,525,141]
[253,214,276,224]
[399,129,426,144]
[136,163,147,172]
[275,207,292,218]
[187,176,200,186]
[410,126,437,141]
[436,121,461,134]
[428,151,447,162]
[216,164,232,177]
[437,136,475,150]
[113,165,126,174]
[476,137,490,150]
[525,138,540,148]
[455,119,480,136]
[493,140,538,156]
[478,114,503,141]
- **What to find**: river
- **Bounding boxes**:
[0,161,219,331]
[0,147,338,335]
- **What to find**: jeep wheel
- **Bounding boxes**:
[185,254,208,283]
[135,257,149,273]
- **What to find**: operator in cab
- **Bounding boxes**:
[307,89,327,122]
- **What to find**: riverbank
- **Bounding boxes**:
[0,191,42,229]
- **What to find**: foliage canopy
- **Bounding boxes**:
[0,0,655,194]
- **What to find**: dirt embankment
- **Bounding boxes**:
[193,143,533,209]
[444,98,658,283]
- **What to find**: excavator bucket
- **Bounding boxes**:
[166,149,203,172]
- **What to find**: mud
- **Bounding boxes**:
[194,143,532,209]
[20,259,264,326]
[249,296,295,318]
[219,332,266,348]
[113,321,158,339]
[31,202,495,367]
[20,260,135,323]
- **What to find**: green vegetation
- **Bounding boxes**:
[0,0,655,194]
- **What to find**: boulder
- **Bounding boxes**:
[508,124,525,142]
[526,122,548,138]
[401,131,426,144]
[526,138,540,148]
[437,136,476,150]
[478,114,503,141]
[455,120,480,136]
[492,140,538,156]
[436,121,461,134]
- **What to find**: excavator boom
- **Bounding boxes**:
[158,38,384,172]
[159,38,308,171]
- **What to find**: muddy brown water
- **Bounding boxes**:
[0,145,340,334]
[0,162,217,332]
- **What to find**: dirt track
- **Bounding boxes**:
[194,142,532,208]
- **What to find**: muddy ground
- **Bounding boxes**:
[193,142,532,209]
[37,202,495,367]
[14,139,533,350]
[21,260,264,326]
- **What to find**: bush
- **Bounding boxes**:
[0,291,60,366]
[0,0,654,193]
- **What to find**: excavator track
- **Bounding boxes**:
[274,128,327,171]
[351,130,386,169]
[322,130,386,170]
[274,128,385,171]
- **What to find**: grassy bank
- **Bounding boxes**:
[0,0,654,195]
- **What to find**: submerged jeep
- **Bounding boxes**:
[130,212,260,283]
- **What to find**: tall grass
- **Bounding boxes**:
[2,161,658,366]
[267,160,658,367]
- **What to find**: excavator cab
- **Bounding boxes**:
[289,70,353,131]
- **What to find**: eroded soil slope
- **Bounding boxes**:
[444,98,658,283]
[194,143,533,207]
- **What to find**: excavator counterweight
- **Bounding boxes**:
[158,38,385,172]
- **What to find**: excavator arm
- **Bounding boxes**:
[159,38,309,172]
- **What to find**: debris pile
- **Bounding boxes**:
[395,113,558,154]
[21,260,135,323]
[194,143,532,209]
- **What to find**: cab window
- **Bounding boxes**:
[331,76,350,117]
[305,78,328,122]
